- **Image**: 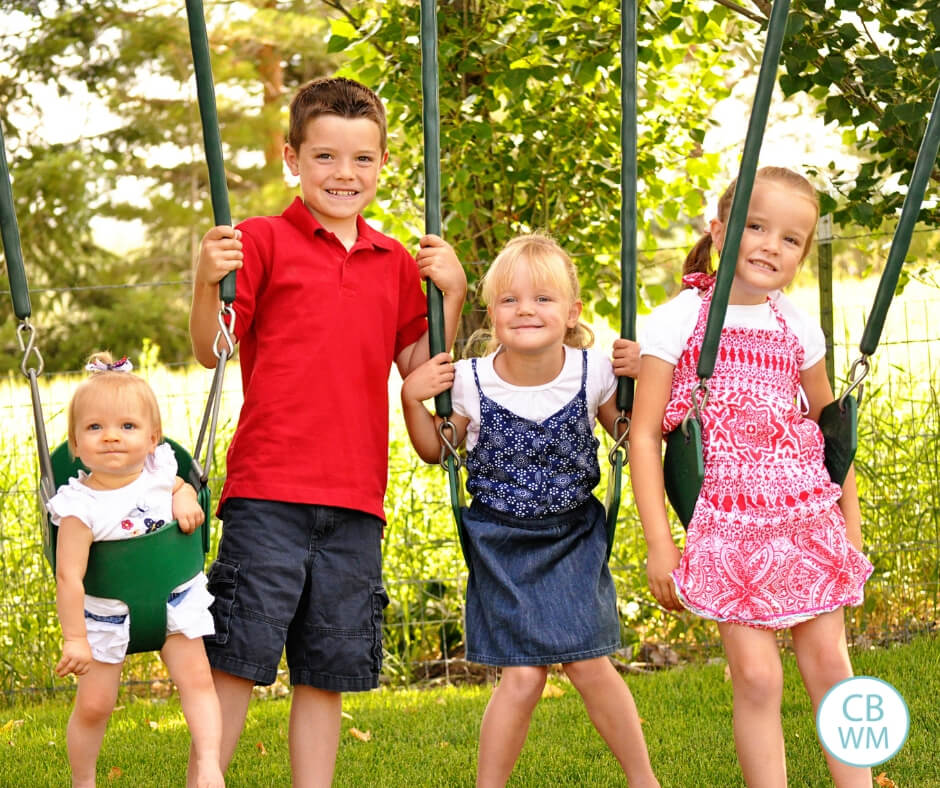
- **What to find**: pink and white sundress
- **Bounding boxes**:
[664,274,873,630]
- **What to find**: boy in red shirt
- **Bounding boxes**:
[189,76,466,785]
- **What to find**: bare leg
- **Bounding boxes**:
[188,668,254,778]
[563,657,660,787]
[791,609,872,788]
[67,660,123,788]
[288,685,342,788]
[162,634,224,788]
[476,666,548,788]
[718,622,787,788]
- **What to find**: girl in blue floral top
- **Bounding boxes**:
[402,234,658,787]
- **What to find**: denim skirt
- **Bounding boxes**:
[462,496,621,666]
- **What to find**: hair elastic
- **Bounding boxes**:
[85,356,133,373]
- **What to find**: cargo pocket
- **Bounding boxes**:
[370,585,390,673]
[205,559,239,646]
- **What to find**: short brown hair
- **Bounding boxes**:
[288,77,387,152]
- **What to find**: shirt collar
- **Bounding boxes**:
[283,197,395,252]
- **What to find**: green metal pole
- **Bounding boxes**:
[617,0,637,414]
[817,213,835,389]
[859,83,940,356]
[697,0,790,380]
[185,0,235,305]
[0,123,30,320]
[420,0,452,417]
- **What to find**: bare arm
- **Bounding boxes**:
[55,516,95,676]
[597,392,624,439]
[400,353,469,463]
[396,235,467,378]
[800,359,864,550]
[171,477,206,535]
[190,225,243,368]
[628,355,683,610]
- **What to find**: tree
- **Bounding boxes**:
[4,0,932,373]
[726,0,939,230]
[326,0,737,340]
[0,1,338,372]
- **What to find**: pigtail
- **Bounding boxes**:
[85,351,133,374]
[565,321,595,350]
[682,234,714,285]
[464,326,498,357]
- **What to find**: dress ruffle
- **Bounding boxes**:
[673,504,873,629]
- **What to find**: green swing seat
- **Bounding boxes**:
[44,438,211,655]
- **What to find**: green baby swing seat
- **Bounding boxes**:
[45,438,212,655]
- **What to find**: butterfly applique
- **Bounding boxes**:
[143,518,165,534]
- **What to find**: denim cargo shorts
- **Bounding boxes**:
[204,498,389,692]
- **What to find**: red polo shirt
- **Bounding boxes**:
[220,197,428,521]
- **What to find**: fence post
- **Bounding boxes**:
[817,213,835,390]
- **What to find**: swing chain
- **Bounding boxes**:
[608,410,631,467]
[16,320,44,378]
[682,380,709,437]
[839,355,870,409]
[213,304,236,360]
[193,305,235,485]
[15,320,55,502]
[438,419,462,471]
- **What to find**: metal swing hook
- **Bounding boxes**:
[839,355,870,410]
[193,305,236,485]
[16,320,44,378]
[608,411,631,467]
[213,304,236,360]
[682,380,710,436]
[438,419,462,471]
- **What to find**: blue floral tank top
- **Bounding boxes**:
[464,349,601,517]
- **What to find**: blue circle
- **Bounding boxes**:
[816,675,910,768]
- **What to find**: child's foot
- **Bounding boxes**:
[194,759,225,788]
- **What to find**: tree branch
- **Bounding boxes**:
[321,0,389,58]
[711,0,767,25]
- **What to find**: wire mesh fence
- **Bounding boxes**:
[1,277,938,698]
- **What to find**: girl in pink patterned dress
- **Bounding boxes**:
[630,167,873,787]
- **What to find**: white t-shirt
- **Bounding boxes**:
[46,443,206,619]
[639,287,826,370]
[452,345,617,450]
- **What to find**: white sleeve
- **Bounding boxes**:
[586,347,617,419]
[147,442,179,482]
[45,479,95,532]
[451,358,482,450]
[451,359,479,422]
[774,292,827,369]
[638,289,700,366]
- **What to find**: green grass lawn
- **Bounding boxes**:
[2,634,936,787]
